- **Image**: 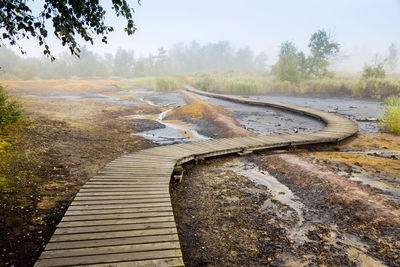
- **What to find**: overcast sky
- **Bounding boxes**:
[12,0,400,71]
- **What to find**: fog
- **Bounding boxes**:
[3,0,400,74]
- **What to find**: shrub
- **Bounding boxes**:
[362,64,386,79]
[380,96,400,134]
[0,85,23,128]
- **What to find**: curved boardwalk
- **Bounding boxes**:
[35,87,358,266]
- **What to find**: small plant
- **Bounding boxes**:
[380,95,400,134]
[0,85,23,128]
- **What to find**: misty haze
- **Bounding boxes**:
[1,1,399,267]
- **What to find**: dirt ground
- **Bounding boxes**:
[170,135,400,266]
[0,80,156,267]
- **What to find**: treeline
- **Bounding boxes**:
[0,41,267,80]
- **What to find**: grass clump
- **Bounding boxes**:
[0,85,23,128]
[352,78,400,99]
[132,76,181,91]
[154,76,181,91]
[380,96,400,134]
[132,77,157,90]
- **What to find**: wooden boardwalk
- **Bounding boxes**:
[35,87,358,266]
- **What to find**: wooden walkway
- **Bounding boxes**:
[35,87,358,266]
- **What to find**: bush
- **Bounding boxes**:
[0,85,23,128]
[380,96,400,134]
[362,64,386,79]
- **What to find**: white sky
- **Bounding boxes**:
[9,0,400,72]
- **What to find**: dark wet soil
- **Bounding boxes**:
[171,150,399,266]
[129,119,166,132]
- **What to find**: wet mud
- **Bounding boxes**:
[171,151,399,266]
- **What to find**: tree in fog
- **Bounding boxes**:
[253,52,268,70]
[271,41,304,82]
[153,48,169,75]
[234,47,254,70]
[386,43,398,73]
[113,48,135,78]
[272,29,340,81]
[68,46,108,78]
[307,29,340,77]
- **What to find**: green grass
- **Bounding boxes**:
[380,96,400,134]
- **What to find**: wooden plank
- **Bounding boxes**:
[88,258,184,267]
[35,249,182,266]
[49,228,178,242]
[58,216,175,227]
[67,202,171,211]
[82,184,168,189]
[65,206,173,216]
[78,188,170,193]
[85,181,170,185]
[73,194,170,201]
[40,241,181,259]
[71,198,171,206]
[54,222,177,235]
[76,191,169,197]
[45,234,180,250]
[62,211,174,222]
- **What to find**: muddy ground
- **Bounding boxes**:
[1,80,399,266]
[171,136,400,266]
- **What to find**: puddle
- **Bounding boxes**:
[196,94,325,135]
[135,108,210,145]
[40,91,141,106]
[249,95,382,133]
[231,159,312,244]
